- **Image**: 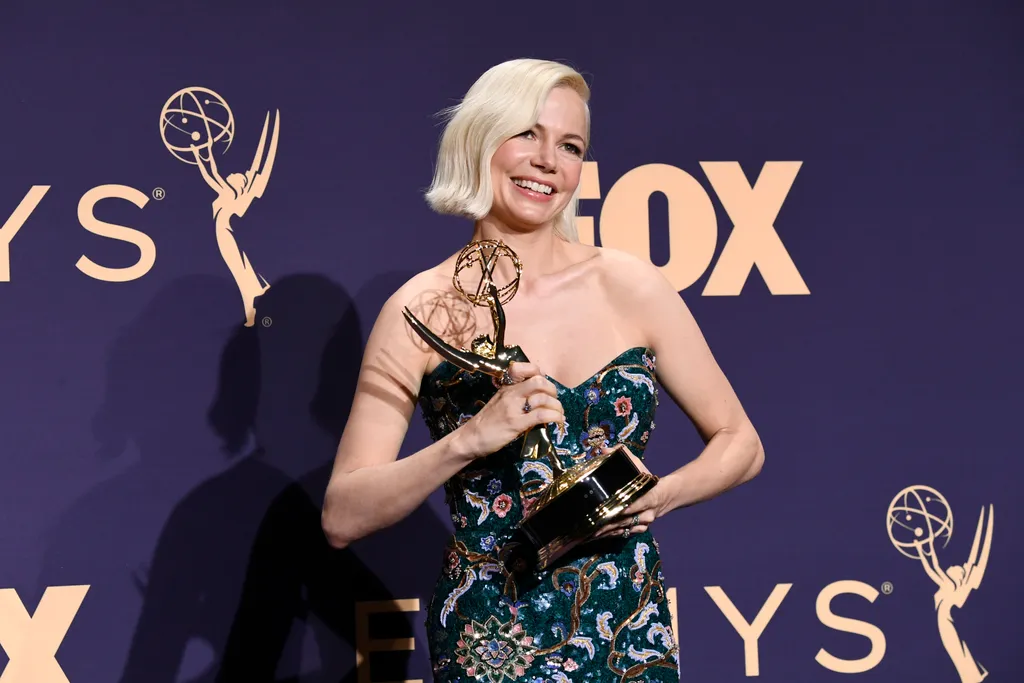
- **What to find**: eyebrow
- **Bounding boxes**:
[534,122,586,146]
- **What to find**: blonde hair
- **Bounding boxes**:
[424,58,591,242]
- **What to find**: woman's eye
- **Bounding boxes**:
[562,143,582,156]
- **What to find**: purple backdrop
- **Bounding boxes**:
[1,1,1021,681]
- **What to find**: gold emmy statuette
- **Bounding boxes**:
[402,240,658,570]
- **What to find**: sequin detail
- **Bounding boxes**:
[420,347,679,681]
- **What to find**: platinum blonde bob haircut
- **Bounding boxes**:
[424,58,591,241]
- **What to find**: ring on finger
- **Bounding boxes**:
[500,367,515,385]
[631,514,640,527]
[523,398,532,413]
[622,528,631,539]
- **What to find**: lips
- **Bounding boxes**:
[510,176,556,202]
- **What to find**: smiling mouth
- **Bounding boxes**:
[511,177,555,196]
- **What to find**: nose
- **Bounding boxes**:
[530,140,557,173]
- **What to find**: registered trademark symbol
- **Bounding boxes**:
[261,316,272,327]
[152,187,165,200]
[881,581,893,595]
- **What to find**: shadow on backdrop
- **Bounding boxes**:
[37,275,250,682]
[116,272,450,682]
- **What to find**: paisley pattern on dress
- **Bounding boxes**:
[419,347,679,682]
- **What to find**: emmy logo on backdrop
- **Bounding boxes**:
[886,486,994,683]
[159,87,280,327]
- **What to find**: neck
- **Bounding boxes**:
[470,216,566,289]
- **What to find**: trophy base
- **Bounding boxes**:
[517,444,658,570]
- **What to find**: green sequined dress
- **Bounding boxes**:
[418,346,680,682]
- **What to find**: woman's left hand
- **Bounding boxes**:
[586,450,671,541]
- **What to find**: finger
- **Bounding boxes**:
[622,509,655,526]
[521,393,564,418]
[526,409,564,429]
[507,361,541,382]
[618,501,654,519]
[620,499,643,517]
[606,508,655,534]
[592,522,648,540]
[520,373,559,398]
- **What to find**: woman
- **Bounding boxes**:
[322,58,764,681]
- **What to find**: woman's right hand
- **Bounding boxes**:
[453,362,564,460]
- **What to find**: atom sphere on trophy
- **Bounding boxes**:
[886,485,954,559]
[159,87,236,164]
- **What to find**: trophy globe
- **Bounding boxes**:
[159,87,235,164]
[886,485,954,559]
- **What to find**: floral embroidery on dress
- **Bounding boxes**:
[455,616,537,682]
[614,395,633,417]
[493,493,513,518]
[419,347,679,681]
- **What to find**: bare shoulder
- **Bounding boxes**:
[368,255,482,374]
[381,263,454,318]
[591,245,678,301]
[585,246,697,347]
[372,261,455,341]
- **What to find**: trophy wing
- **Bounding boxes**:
[402,307,487,374]
[245,110,280,199]
[965,505,994,590]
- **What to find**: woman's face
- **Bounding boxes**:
[488,86,587,231]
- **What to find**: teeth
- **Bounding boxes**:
[512,178,554,195]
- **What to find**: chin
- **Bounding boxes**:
[511,211,555,227]
[505,202,565,231]
[507,217,557,234]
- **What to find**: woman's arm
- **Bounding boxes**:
[321,275,564,548]
[601,252,763,524]
[640,259,763,514]
[321,279,476,549]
